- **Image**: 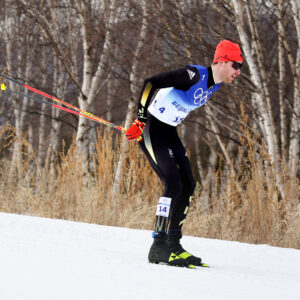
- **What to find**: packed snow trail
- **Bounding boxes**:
[0,212,299,300]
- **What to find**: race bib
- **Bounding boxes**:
[156,197,172,217]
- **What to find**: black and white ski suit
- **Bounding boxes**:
[137,65,220,234]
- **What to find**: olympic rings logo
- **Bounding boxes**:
[193,88,212,105]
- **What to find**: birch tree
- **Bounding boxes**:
[17,0,117,167]
[74,0,117,164]
[277,0,288,161]
[37,43,50,170]
[288,0,300,176]
[1,0,298,200]
[112,0,150,194]
[231,0,287,197]
[4,0,32,184]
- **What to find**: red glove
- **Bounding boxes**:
[125,119,146,141]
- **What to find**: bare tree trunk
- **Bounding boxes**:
[205,105,243,195]
[112,0,150,195]
[75,0,117,165]
[231,0,285,198]
[5,2,18,185]
[5,2,30,184]
[277,0,288,161]
[106,73,113,122]
[49,57,66,187]
[289,0,300,176]
[37,45,49,170]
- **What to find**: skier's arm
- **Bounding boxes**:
[137,66,199,121]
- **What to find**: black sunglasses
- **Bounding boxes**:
[216,57,243,70]
[229,60,243,70]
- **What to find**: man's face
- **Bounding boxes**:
[222,61,242,84]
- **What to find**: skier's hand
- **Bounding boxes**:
[125,119,146,142]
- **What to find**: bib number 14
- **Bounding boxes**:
[156,197,172,217]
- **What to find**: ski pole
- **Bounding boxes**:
[0,72,126,133]
[0,82,122,126]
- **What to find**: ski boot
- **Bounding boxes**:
[166,232,203,267]
[148,232,191,268]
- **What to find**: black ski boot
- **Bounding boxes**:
[166,233,203,267]
[148,232,191,268]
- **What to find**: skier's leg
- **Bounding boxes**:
[139,115,206,267]
[160,130,203,266]
[167,135,196,233]
[139,118,183,234]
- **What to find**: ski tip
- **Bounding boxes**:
[1,83,7,91]
[188,264,196,269]
[189,263,210,269]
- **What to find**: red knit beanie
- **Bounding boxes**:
[213,40,243,63]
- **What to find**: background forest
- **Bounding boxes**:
[0,0,299,249]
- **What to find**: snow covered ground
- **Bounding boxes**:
[0,212,299,300]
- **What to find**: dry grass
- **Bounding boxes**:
[0,124,299,249]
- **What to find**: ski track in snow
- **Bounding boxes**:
[0,212,299,300]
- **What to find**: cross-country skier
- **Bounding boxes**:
[125,40,243,268]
